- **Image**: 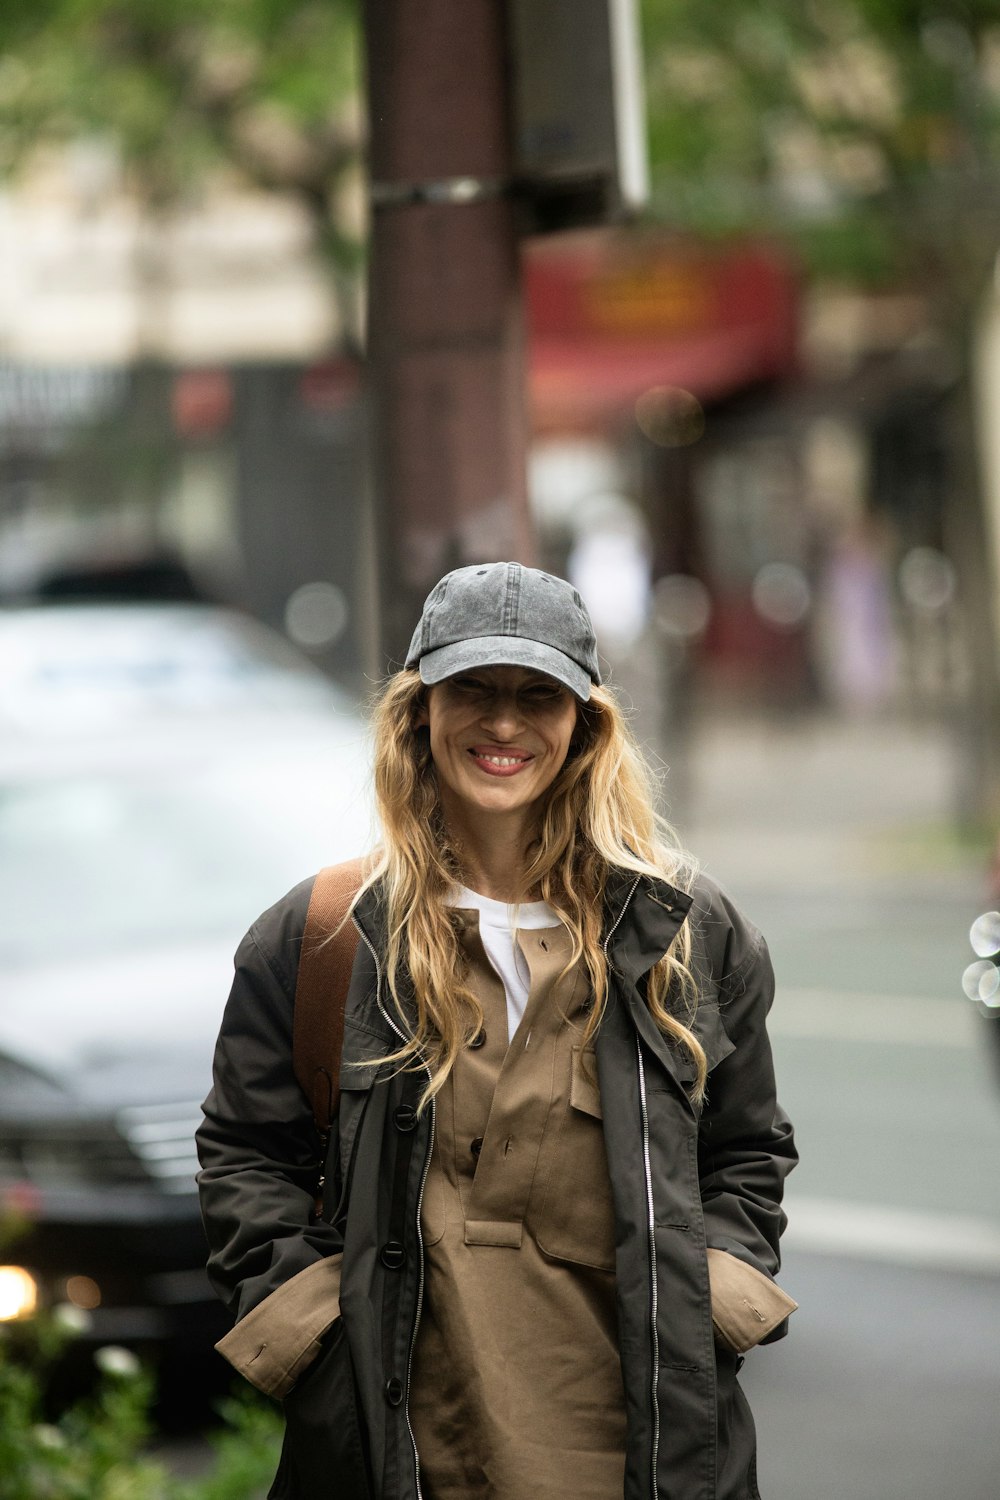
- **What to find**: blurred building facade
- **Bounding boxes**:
[0,159,964,712]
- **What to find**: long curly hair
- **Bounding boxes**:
[352,668,706,1107]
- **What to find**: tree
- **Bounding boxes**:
[0,0,365,344]
[641,0,1000,296]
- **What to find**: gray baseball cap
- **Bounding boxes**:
[405,562,601,701]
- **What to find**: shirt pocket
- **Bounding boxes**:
[531,1045,617,1272]
[420,1142,448,1246]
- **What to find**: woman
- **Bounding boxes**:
[197,561,797,1500]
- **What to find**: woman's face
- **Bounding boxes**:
[418,665,578,824]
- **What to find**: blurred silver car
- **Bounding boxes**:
[0,603,372,1370]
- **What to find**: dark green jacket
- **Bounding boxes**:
[197,869,797,1500]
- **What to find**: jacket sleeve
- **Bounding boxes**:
[196,902,344,1329]
[696,912,797,1305]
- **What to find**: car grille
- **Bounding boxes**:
[0,1102,203,1196]
[115,1102,204,1194]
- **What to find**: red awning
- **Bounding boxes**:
[525,234,799,433]
[529,325,792,431]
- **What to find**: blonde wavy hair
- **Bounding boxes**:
[353,668,707,1107]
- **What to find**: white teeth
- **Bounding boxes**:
[479,754,524,767]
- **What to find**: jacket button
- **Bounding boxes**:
[469,1029,486,1049]
[385,1377,404,1407]
[393,1104,418,1133]
[380,1240,405,1269]
[470,1137,483,1157]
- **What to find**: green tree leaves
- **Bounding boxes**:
[640,0,1000,289]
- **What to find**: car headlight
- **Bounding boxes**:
[0,1265,39,1321]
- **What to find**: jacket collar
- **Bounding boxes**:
[351,866,697,1102]
[603,866,693,981]
[354,865,692,981]
[602,868,699,1111]
[352,878,386,951]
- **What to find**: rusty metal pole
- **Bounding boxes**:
[362,0,534,669]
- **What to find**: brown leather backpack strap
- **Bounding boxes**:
[293,857,367,1134]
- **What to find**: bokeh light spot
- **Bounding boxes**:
[970,912,1000,959]
[634,386,705,448]
[751,563,811,629]
[652,574,712,640]
[962,959,997,1002]
[65,1275,101,1311]
[978,966,1000,1004]
[0,1266,38,1321]
[898,547,956,613]
[285,582,349,650]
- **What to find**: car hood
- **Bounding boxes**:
[1,940,235,1114]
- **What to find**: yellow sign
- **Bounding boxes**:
[583,261,717,337]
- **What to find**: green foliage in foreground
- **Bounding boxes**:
[0,1317,283,1500]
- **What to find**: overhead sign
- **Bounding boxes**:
[507,0,649,231]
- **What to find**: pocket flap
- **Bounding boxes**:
[671,1001,736,1084]
[570,1046,602,1120]
[339,1060,381,1091]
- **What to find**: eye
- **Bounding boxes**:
[522,682,565,704]
[451,675,489,696]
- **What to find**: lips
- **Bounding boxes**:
[468,746,533,777]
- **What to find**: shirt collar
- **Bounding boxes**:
[354,866,692,979]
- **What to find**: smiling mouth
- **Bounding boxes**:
[468,748,533,776]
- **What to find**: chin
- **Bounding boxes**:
[464,780,532,812]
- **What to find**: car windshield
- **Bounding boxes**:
[0,747,373,969]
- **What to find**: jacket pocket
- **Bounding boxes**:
[532,1046,617,1272]
[269,1318,372,1500]
[713,1343,760,1500]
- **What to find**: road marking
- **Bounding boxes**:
[785,1196,1000,1275]
[770,988,980,1049]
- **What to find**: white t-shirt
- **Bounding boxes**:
[449,886,561,1042]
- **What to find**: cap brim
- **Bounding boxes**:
[418,636,592,701]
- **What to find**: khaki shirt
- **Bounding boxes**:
[408,913,627,1500]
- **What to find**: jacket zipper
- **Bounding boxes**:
[404,1096,434,1500]
[602,875,640,955]
[602,877,658,1497]
[636,1040,660,1499]
[355,920,433,1500]
[360,874,654,1499]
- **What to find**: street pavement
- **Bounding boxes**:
[669,707,1000,1500]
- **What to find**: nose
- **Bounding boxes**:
[480,691,522,739]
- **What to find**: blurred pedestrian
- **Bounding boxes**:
[197,561,797,1500]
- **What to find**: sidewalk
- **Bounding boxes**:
[676,708,985,902]
[607,626,987,901]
